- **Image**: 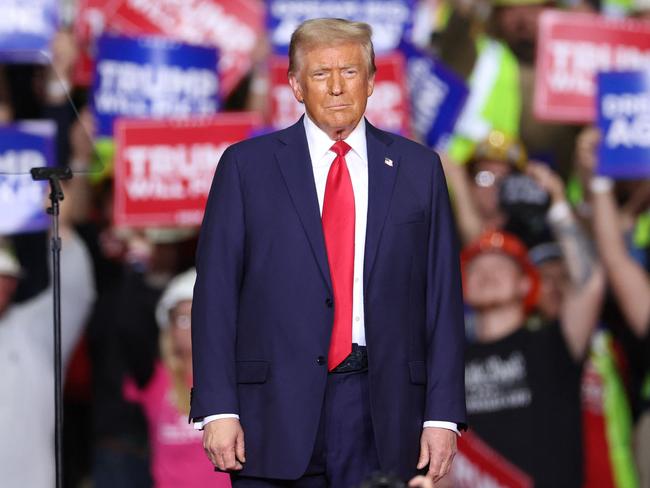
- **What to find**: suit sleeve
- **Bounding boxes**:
[190,146,245,420]
[424,155,467,430]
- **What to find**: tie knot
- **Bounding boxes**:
[330,140,351,157]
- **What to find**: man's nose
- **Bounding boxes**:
[328,71,343,95]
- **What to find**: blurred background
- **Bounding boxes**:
[0,0,649,487]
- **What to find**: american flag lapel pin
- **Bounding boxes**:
[384,157,393,167]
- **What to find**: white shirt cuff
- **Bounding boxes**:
[423,420,460,436]
[547,200,572,224]
[589,176,614,194]
[193,413,239,431]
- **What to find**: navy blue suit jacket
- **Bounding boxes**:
[190,117,466,480]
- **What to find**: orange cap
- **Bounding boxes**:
[461,231,540,312]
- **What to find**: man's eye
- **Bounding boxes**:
[313,71,326,79]
[344,69,357,76]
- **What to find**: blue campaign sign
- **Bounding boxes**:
[93,35,220,137]
[401,42,469,149]
[597,71,650,179]
[0,0,58,63]
[267,0,415,54]
[0,122,56,234]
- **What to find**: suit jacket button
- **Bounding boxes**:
[325,298,333,308]
[317,356,326,366]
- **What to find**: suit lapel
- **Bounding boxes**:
[275,118,333,292]
[364,121,399,288]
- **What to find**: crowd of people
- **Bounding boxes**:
[0,0,649,487]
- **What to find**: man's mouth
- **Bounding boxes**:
[326,104,351,110]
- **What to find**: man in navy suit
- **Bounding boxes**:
[191,18,466,487]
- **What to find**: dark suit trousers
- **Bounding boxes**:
[231,370,381,488]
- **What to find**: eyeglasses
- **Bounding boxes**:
[473,170,505,188]
[170,312,191,330]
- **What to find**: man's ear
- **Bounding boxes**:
[366,72,375,98]
[288,73,304,104]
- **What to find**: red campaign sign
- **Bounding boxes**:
[74,0,264,97]
[451,431,533,488]
[535,10,650,123]
[113,113,262,228]
[269,52,411,135]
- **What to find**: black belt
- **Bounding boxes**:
[330,344,368,374]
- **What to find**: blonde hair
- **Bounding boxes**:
[155,269,196,415]
[288,18,376,76]
[159,327,191,416]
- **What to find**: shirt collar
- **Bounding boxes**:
[303,113,367,167]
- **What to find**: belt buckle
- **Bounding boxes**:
[330,345,368,374]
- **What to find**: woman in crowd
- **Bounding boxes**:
[124,268,231,488]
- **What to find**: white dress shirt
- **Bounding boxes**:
[195,115,459,435]
[304,114,368,346]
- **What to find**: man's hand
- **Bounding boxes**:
[202,418,246,471]
[416,427,457,482]
[526,162,566,205]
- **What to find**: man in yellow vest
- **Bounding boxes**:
[439,0,580,177]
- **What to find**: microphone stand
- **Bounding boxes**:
[30,166,73,488]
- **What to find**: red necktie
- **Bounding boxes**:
[322,140,355,371]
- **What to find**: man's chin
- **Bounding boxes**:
[468,297,517,310]
[320,117,362,139]
[325,113,355,126]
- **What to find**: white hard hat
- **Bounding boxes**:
[155,268,197,329]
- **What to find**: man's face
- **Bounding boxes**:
[493,5,546,65]
[288,42,374,140]
[464,252,529,309]
[470,160,511,220]
[0,275,18,317]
